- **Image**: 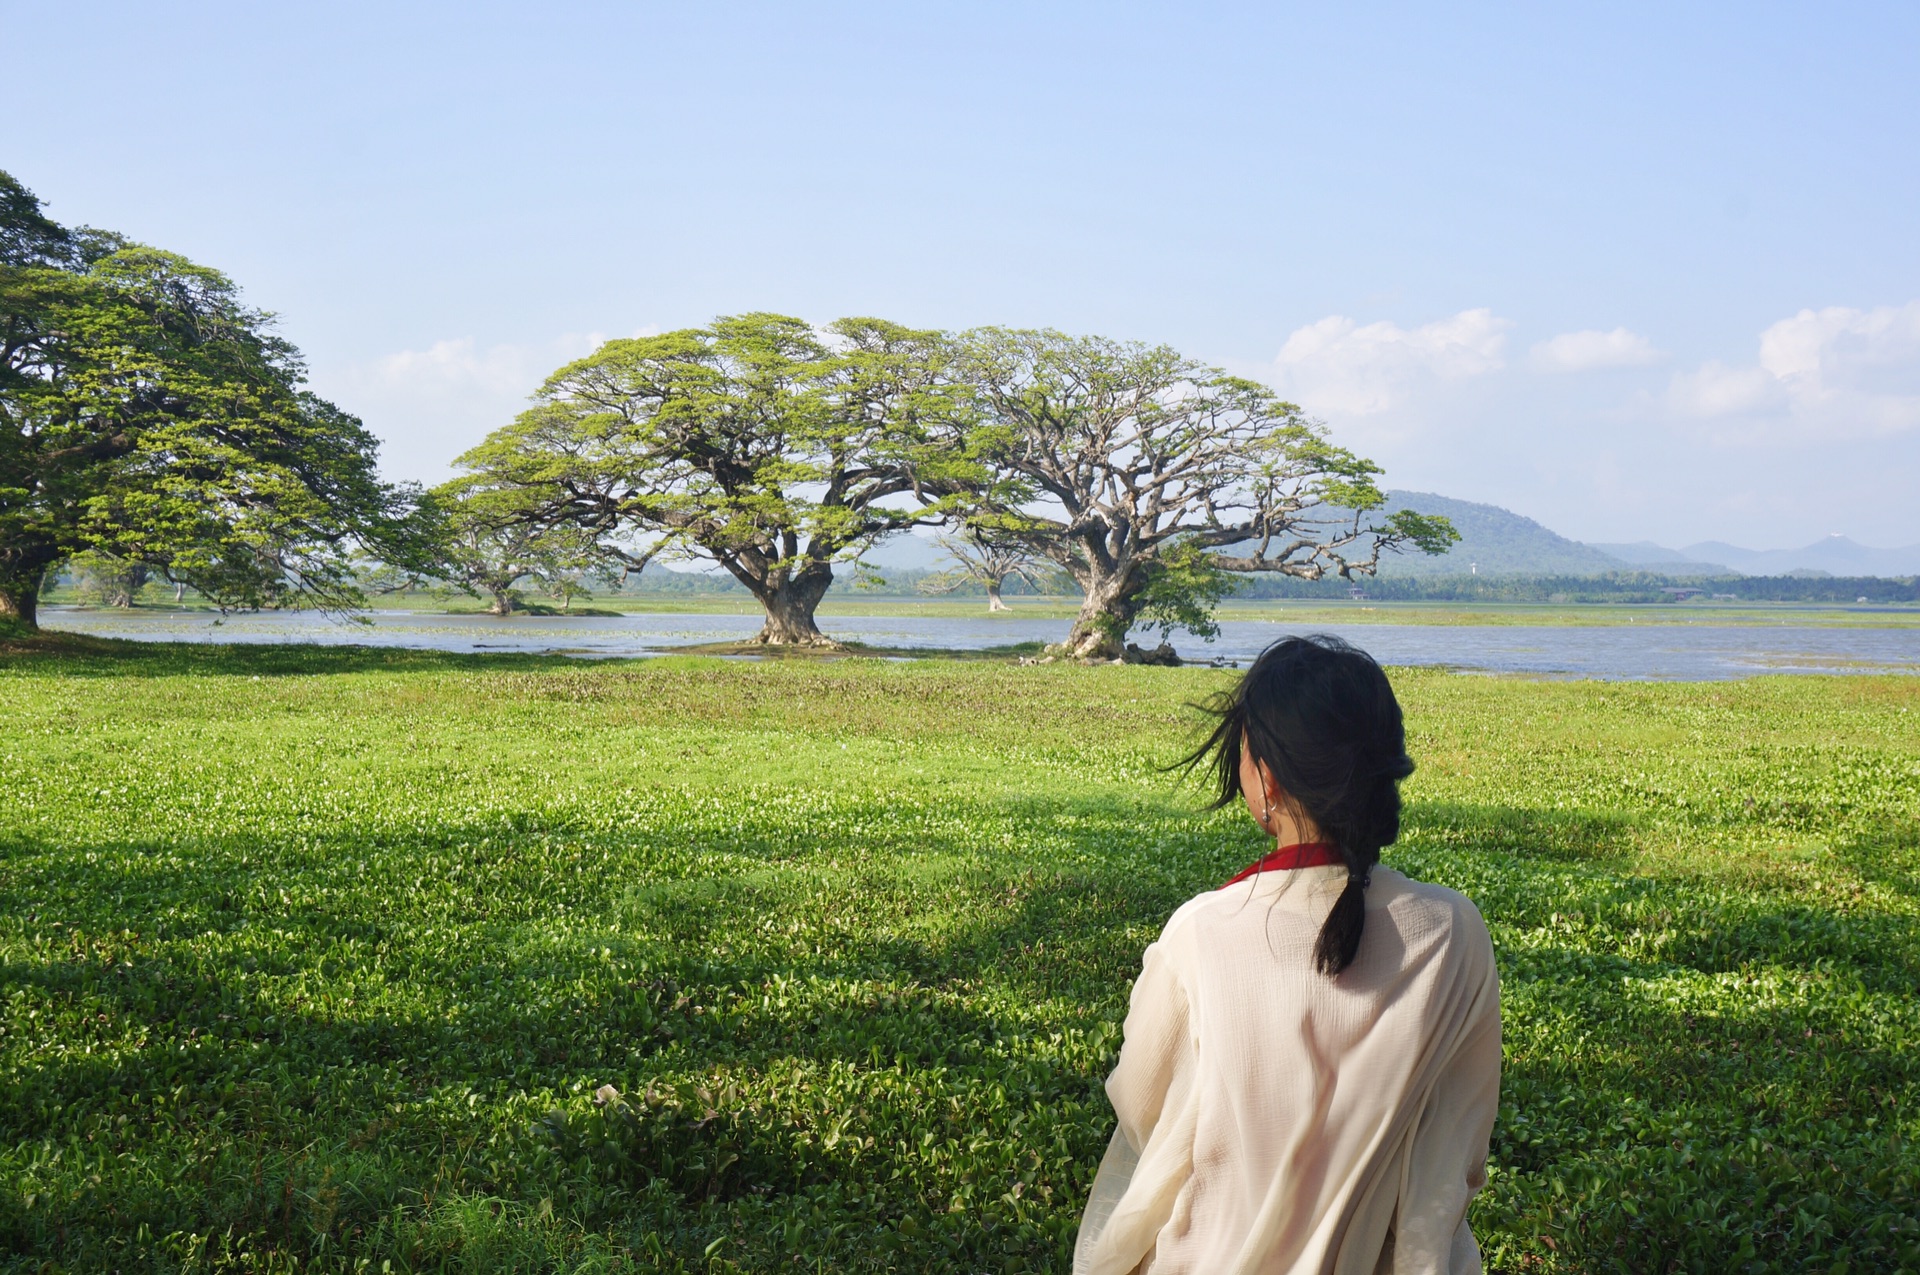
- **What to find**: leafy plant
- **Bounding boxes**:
[1129,539,1242,642]
[0,647,1914,1272]
[0,171,416,633]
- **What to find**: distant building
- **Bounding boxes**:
[1661,586,1705,600]
[1347,585,1368,600]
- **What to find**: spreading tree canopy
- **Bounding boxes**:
[915,531,1053,612]
[955,328,1458,658]
[455,314,976,645]
[418,479,632,615]
[0,171,410,631]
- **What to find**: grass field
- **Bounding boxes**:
[2,640,1917,1272]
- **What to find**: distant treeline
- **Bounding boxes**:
[1234,572,1920,604]
[53,564,1920,609]
[620,567,1920,604]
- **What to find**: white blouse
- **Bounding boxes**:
[1074,865,1501,1275]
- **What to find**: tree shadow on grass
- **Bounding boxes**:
[0,632,615,678]
[1386,802,1920,1265]
[1486,962,1920,1271]
[0,792,1192,1105]
[0,815,1153,1267]
[6,795,1918,1270]
[1830,816,1920,902]
[1402,799,1638,865]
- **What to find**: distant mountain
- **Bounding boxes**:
[1588,541,1734,573]
[1672,535,1920,577]
[1590,534,1920,577]
[864,492,1629,579]
[1368,491,1629,577]
[834,500,1920,580]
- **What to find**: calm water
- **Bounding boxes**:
[40,606,1920,681]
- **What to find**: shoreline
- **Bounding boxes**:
[34,596,1920,629]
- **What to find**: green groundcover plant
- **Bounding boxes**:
[0,645,1915,1272]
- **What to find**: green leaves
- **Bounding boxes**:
[0,171,411,628]
[0,653,1917,1268]
[1,653,1916,1269]
[1130,540,1242,642]
[950,327,1458,657]
[416,479,626,615]
[0,171,74,269]
[1382,509,1463,557]
[452,317,1455,655]
[456,314,980,644]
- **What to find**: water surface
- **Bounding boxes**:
[41,607,1920,681]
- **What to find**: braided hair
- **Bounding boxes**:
[1187,635,1415,976]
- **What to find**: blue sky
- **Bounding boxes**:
[9,2,1919,547]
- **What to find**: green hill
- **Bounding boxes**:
[1372,491,1629,576]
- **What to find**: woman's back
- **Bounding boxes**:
[1077,864,1500,1274]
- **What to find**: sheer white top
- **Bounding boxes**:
[1074,866,1501,1275]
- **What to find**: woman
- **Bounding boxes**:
[1075,636,1501,1275]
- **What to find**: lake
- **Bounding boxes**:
[39,606,1920,680]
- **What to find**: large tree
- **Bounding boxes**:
[956,328,1457,659]
[67,549,151,607]
[915,531,1053,612]
[0,171,410,631]
[420,480,631,615]
[456,313,975,645]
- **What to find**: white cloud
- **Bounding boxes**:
[1530,327,1663,373]
[312,326,660,482]
[1669,360,1784,416]
[1270,308,1510,415]
[1669,301,1920,437]
[372,325,661,395]
[372,337,557,397]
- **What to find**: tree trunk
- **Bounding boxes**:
[986,579,1010,612]
[1058,565,1145,661]
[116,564,149,607]
[752,565,837,646]
[487,587,515,616]
[0,547,56,633]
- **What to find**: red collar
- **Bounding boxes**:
[1222,842,1345,888]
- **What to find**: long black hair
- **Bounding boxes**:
[1186,635,1415,976]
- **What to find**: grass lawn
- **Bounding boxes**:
[1,640,1916,1272]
